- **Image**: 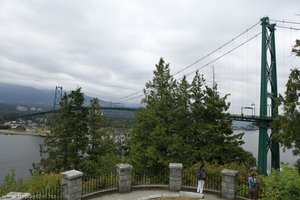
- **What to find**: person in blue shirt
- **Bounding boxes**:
[248,172,259,200]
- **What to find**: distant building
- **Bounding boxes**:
[4,121,18,128]
[16,106,28,112]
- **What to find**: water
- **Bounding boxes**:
[237,130,298,167]
[0,134,44,184]
[0,130,299,184]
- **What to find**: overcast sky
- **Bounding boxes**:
[0,0,299,113]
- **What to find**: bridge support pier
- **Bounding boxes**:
[258,17,280,175]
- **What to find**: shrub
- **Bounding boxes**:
[260,165,300,200]
[0,170,60,196]
[0,169,26,196]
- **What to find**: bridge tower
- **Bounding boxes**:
[258,17,280,175]
[54,86,63,110]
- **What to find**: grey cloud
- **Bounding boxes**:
[0,0,299,112]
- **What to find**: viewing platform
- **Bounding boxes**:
[92,189,225,200]
[1,164,247,200]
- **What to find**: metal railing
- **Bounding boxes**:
[1,166,256,200]
[81,172,117,196]
[28,182,64,200]
[132,169,169,186]
[236,178,248,198]
[182,170,221,191]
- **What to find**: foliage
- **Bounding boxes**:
[34,87,121,176]
[292,39,300,56]
[127,58,255,171]
[0,170,60,196]
[273,69,300,171]
[0,104,20,123]
[127,58,178,171]
[105,116,134,128]
[189,72,254,165]
[273,40,300,172]
[259,165,300,200]
[82,172,117,195]
[188,161,252,180]
[0,169,24,196]
[36,87,89,172]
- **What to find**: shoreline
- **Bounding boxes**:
[0,129,47,137]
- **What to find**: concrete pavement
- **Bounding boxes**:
[90,189,225,200]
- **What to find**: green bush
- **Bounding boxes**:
[260,165,300,200]
[0,169,26,196]
[0,170,60,196]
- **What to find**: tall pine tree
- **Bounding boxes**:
[273,41,300,171]
[83,98,121,175]
[128,59,255,170]
[128,58,181,171]
[38,87,89,172]
[35,88,121,175]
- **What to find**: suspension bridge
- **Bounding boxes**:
[19,17,300,175]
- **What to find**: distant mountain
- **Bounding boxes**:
[0,82,140,109]
[0,83,54,107]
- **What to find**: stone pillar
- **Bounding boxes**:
[221,169,238,200]
[116,163,133,193]
[61,170,83,200]
[169,163,183,192]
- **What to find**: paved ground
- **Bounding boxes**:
[91,189,225,200]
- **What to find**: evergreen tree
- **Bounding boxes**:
[189,71,254,164]
[128,58,180,171]
[273,41,300,171]
[82,98,121,175]
[273,69,300,155]
[189,71,207,161]
[38,87,89,172]
[173,76,194,165]
[35,88,121,175]
[128,59,255,170]
[292,39,300,56]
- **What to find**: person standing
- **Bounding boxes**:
[196,164,207,194]
[248,172,259,200]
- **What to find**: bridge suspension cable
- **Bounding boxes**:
[111,21,261,103]
[117,94,145,102]
[111,89,144,102]
[112,32,261,103]
[185,32,262,77]
[276,25,300,31]
[270,19,300,31]
[172,21,260,77]
[270,19,300,25]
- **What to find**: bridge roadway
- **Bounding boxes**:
[19,106,272,124]
[18,106,140,118]
[91,189,224,200]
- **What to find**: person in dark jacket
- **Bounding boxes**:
[196,164,207,194]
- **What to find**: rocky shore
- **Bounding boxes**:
[0,129,47,137]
